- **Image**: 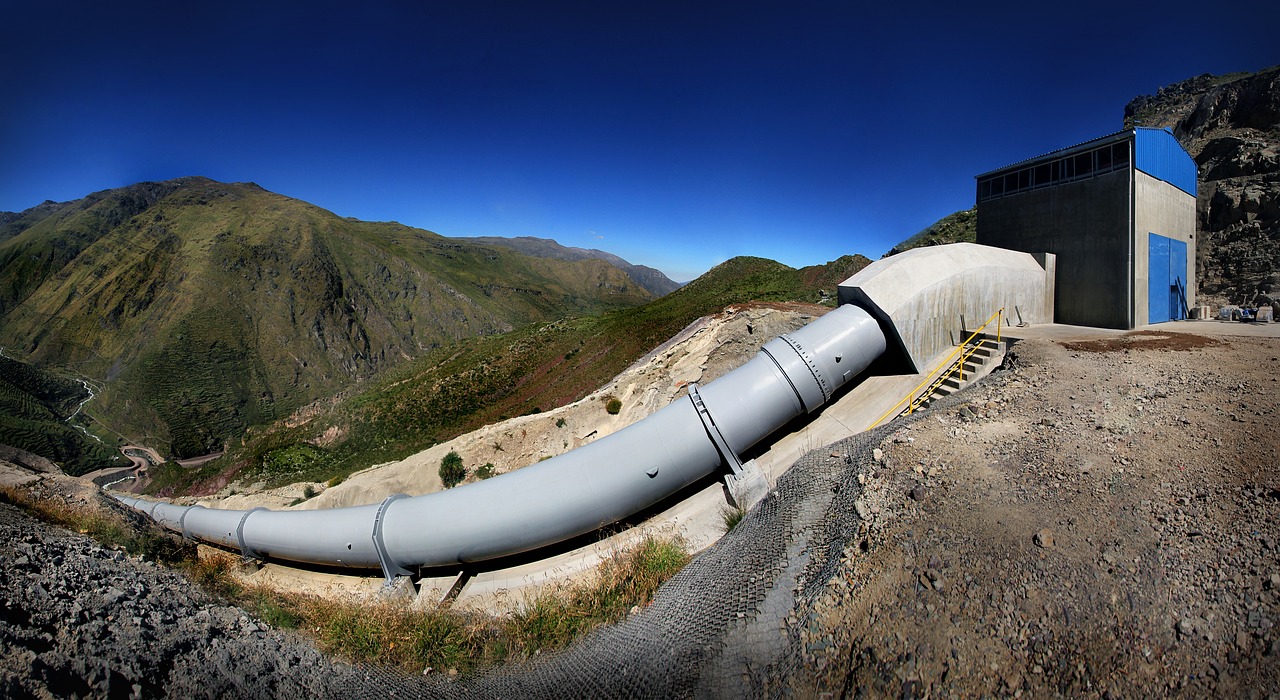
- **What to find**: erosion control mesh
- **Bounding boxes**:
[318,393,960,700]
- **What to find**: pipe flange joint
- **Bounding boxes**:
[236,507,267,561]
[779,333,832,403]
[372,494,413,585]
[762,334,831,412]
[179,504,205,541]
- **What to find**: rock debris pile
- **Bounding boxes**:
[0,501,371,699]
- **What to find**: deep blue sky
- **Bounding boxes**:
[2,1,1276,281]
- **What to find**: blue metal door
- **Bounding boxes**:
[1169,238,1187,320]
[1148,233,1188,323]
[1149,233,1170,324]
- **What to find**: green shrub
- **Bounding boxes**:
[260,444,327,476]
[326,475,345,488]
[605,397,622,415]
[555,417,566,428]
[439,450,466,488]
[303,484,317,499]
[475,463,495,480]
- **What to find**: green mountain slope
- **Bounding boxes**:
[883,208,977,257]
[459,236,682,296]
[0,355,127,475]
[0,177,656,458]
[153,253,873,495]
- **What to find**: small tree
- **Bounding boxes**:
[439,450,466,488]
[605,397,622,415]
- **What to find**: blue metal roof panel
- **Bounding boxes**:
[1134,127,1197,197]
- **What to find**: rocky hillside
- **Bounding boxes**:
[0,178,657,459]
[459,236,682,297]
[1125,66,1280,306]
[882,208,977,258]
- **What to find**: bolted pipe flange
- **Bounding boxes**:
[179,504,205,541]
[372,494,413,585]
[687,383,745,476]
[236,508,267,561]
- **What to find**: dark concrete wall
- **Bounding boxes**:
[977,169,1132,329]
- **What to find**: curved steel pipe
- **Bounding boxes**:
[115,304,886,579]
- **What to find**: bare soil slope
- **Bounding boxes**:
[801,326,1279,697]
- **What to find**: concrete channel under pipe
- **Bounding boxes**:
[115,303,888,583]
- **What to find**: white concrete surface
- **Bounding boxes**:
[838,243,1053,372]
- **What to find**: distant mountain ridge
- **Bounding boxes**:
[459,236,681,297]
[0,177,658,458]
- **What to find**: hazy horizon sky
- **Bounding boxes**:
[2,1,1276,281]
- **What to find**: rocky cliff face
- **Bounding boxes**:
[1125,66,1280,306]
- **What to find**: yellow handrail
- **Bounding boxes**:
[870,308,1004,429]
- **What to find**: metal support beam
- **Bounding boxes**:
[687,383,744,476]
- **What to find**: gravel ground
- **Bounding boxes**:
[0,497,384,699]
[798,329,1280,698]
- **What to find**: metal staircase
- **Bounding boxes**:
[910,336,1004,411]
[871,308,1007,429]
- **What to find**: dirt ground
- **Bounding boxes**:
[799,326,1280,698]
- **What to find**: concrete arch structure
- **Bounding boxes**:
[837,243,1055,373]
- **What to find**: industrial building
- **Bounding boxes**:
[975,127,1197,329]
